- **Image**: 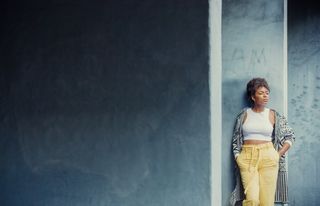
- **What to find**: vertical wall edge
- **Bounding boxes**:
[209,0,222,205]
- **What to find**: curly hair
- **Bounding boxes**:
[246,78,270,105]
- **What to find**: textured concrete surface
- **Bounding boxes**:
[0,1,210,205]
[288,1,320,205]
[222,0,284,205]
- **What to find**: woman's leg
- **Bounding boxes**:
[259,147,279,206]
[237,147,260,206]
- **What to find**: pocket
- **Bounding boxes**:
[235,152,240,162]
[236,149,251,167]
[273,148,280,161]
[235,150,244,164]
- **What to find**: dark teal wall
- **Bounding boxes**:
[0,1,210,205]
[288,1,320,205]
[3,1,320,205]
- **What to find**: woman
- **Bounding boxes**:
[230,78,295,206]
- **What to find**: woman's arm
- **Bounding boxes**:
[232,111,246,159]
[278,142,291,156]
[276,112,295,155]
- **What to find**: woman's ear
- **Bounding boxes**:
[251,95,255,102]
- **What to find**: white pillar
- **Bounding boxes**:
[209,0,222,205]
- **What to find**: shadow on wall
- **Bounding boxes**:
[223,79,250,115]
[222,78,249,206]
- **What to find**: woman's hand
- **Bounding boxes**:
[278,142,291,157]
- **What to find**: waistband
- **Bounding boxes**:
[242,142,274,149]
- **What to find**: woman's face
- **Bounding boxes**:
[251,86,269,107]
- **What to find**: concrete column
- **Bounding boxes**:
[221,0,285,205]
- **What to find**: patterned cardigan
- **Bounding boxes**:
[230,108,295,206]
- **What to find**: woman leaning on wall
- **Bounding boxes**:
[230,77,295,206]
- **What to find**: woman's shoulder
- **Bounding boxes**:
[268,108,287,119]
[268,107,275,115]
[269,108,276,113]
[238,107,248,114]
[235,107,249,118]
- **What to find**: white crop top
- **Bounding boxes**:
[242,108,274,141]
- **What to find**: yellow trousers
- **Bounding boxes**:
[236,142,279,206]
